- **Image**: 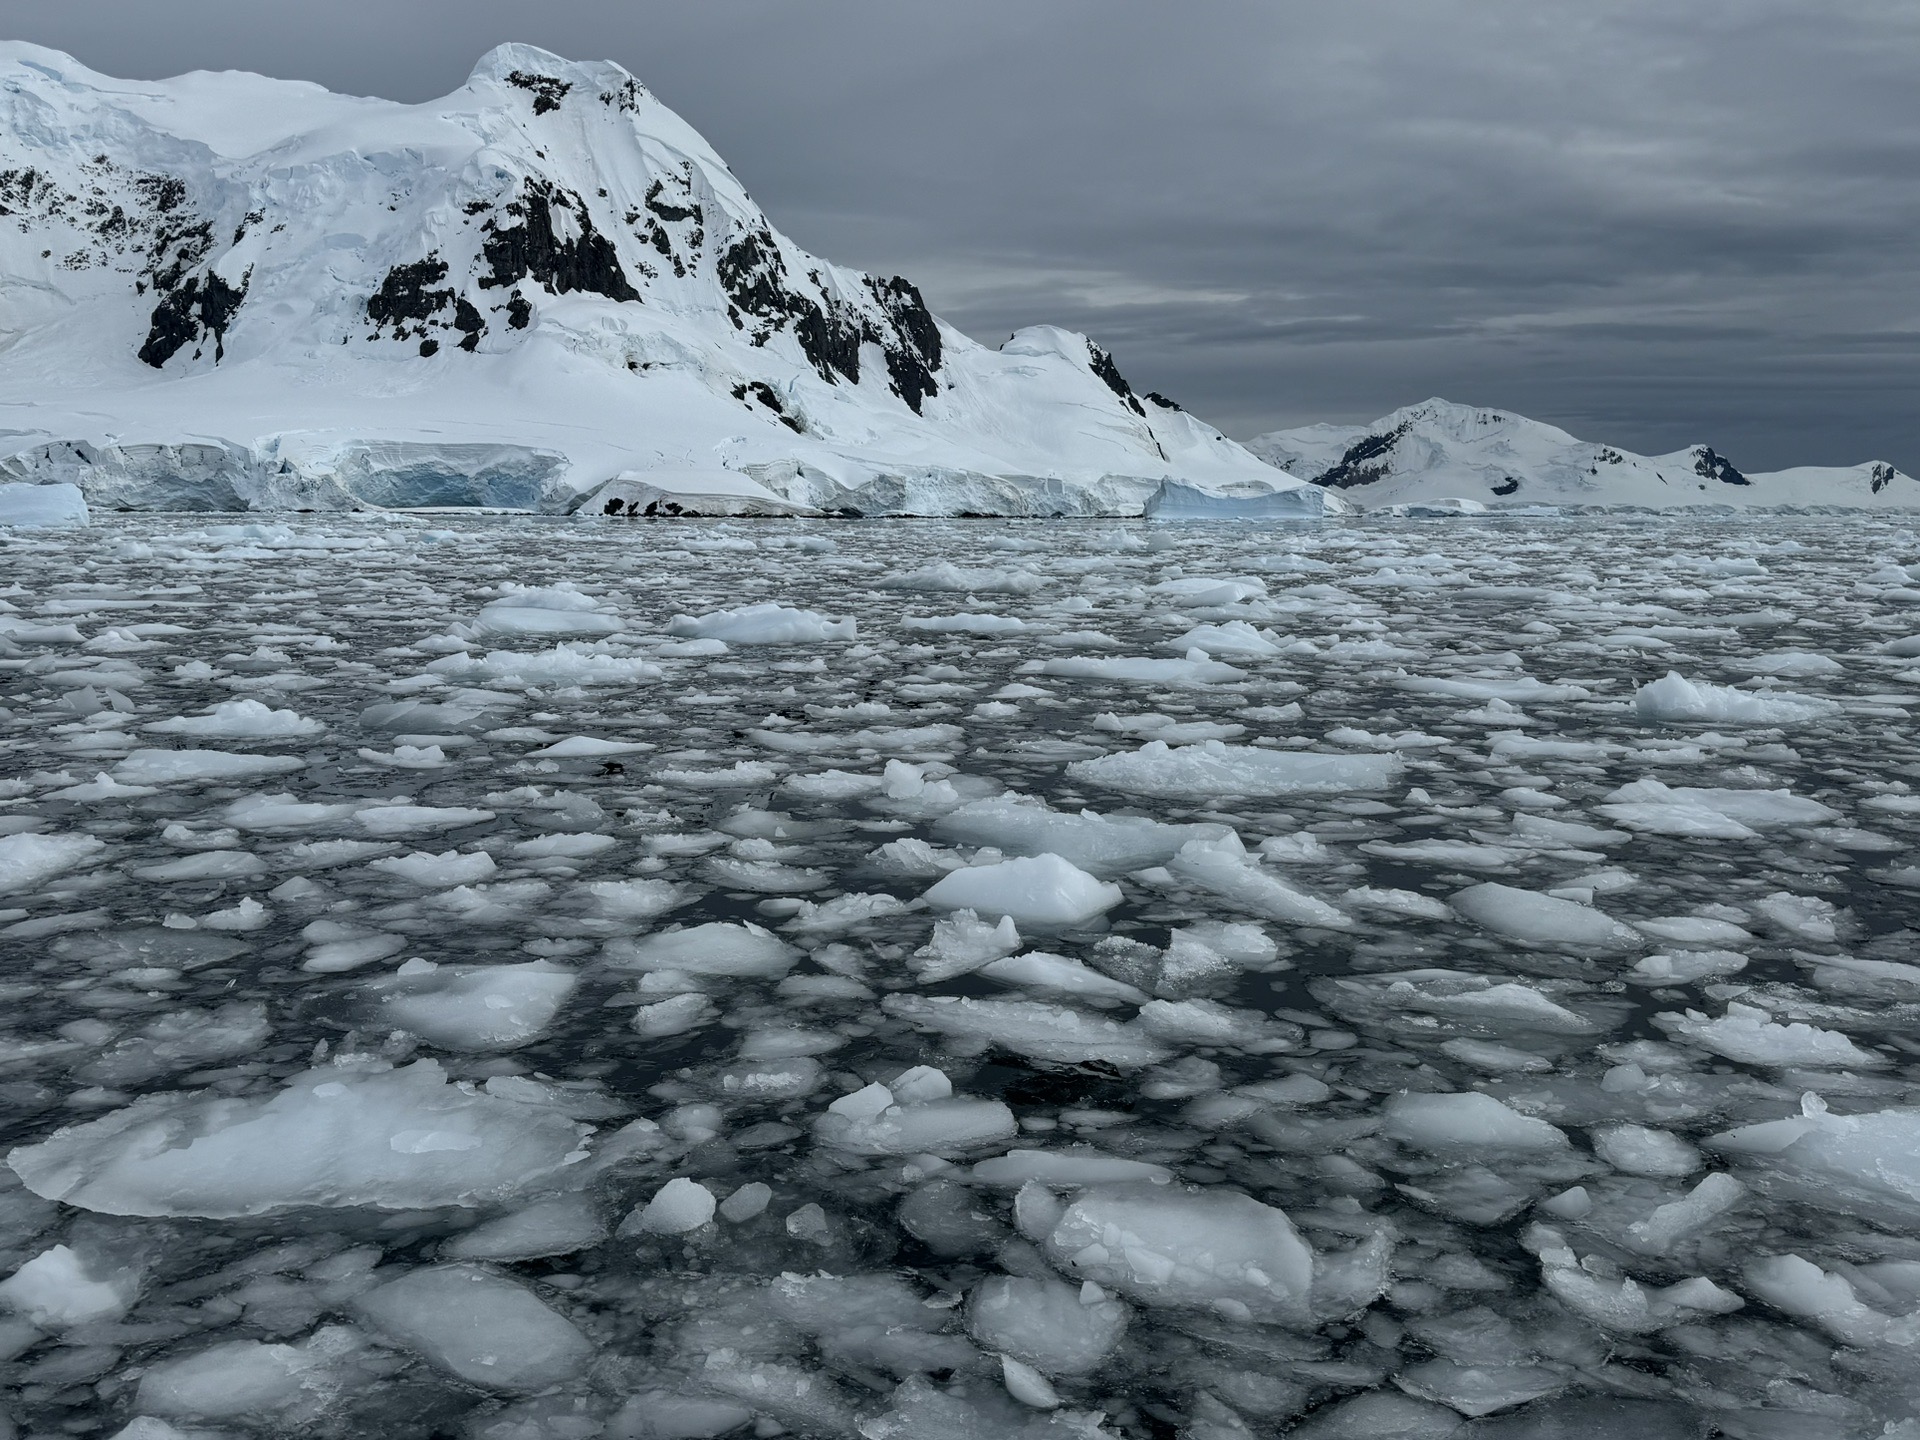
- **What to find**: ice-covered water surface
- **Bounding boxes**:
[1,512,1918,1438]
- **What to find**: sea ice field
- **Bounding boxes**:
[2,512,1920,1439]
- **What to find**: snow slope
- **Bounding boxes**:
[0,43,1301,516]
[1248,399,1918,511]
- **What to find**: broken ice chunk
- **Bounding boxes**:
[1042,1182,1315,1325]
[0,1243,136,1327]
[1709,1099,1920,1226]
[633,1178,717,1234]
[668,602,854,643]
[883,995,1169,1068]
[1383,1093,1570,1154]
[1450,883,1641,953]
[923,854,1123,928]
[909,909,1022,982]
[1590,1124,1702,1178]
[967,1282,1128,1382]
[444,1194,607,1261]
[814,1080,1017,1157]
[1654,1003,1888,1070]
[1069,740,1401,800]
[368,960,576,1051]
[352,1263,593,1390]
[607,922,800,978]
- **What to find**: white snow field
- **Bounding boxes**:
[0,511,1916,1437]
[0,43,1306,519]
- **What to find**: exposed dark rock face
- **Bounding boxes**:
[1145,391,1183,411]
[1491,476,1520,496]
[504,71,571,115]
[1315,420,1414,488]
[869,276,942,414]
[367,255,489,352]
[138,268,249,367]
[731,379,804,433]
[1872,463,1896,493]
[714,228,945,411]
[367,257,455,334]
[1087,341,1145,416]
[506,292,532,329]
[479,180,638,303]
[643,180,700,226]
[1692,446,1750,486]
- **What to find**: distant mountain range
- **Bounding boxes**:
[1249,399,1916,511]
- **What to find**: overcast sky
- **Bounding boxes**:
[11,0,1917,469]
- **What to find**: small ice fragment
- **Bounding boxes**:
[1000,1353,1062,1408]
[635,1178,717,1234]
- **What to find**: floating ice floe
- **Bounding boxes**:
[367,959,577,1051]
[1041,1182,1316,1325]
[0,831,105,894]
[1163,832,1352,928]
[1068,740,1401,799]
[353,1263,594,1391]
[1632,671,1841,725]
[111,749,307,785]
[967,1276,1130,1376]
[145,698,324,738]
[935,796,1228,877]
[902,612,1028,634]
[1596,777,1840,837]
[1034,653,1247,686]
[1451,883,1642,952]
[8,1058,594,1217]
[1656,1004,1888,1070]
[815,1071,1017,1156]
[606,921,800,977]
[923,853,1123,928]
[883,996,1169,1067]
[1710,1097,1920,1227]
[472,584,624,639]
[880,562,1043,594]
[668,602,856,643]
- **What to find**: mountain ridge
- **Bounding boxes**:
[1248,398,1916,510]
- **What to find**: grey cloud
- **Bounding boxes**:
[9,0,1917,468]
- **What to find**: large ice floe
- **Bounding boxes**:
[0,511,1916,1437]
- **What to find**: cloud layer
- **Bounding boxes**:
[18,0,1919,467]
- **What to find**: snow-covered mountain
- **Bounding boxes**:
[1248,399,1918,511]
[0,42,1303,516]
